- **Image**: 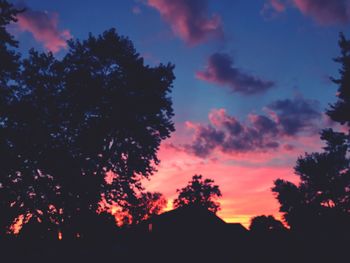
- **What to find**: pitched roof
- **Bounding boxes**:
[150,205,226,226]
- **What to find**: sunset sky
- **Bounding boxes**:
[9,0,350,227]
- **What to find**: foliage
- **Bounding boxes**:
[0,1,175,239]
[327,33,350,127]
[272,34,350,231]
[0,0,22,237]
[173,175,222,213]
[121,191,167,225]
[249,215,286,233]
[0,0,20,86]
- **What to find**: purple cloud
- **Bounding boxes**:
[186,123,225,157]
[185,96,324,157]
[267,96,321,135]
[196,53,275,95]
[146,0,223,45]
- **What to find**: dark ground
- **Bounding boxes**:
[1,229,349,263]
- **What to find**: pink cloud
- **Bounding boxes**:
[270,0,287,12]
[264,0,350,25]
[146,0,223,45]
[261,0,287,19]
[16,9,72,53]
[183,96,325,158]
[293,0,350,24]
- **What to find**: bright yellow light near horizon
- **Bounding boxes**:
[222,215,251,228]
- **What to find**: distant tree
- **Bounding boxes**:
[272,34,350,231]
[249,215,286,233]
[173,175,222,213]
[122,191,167,225]
[0,3,175,239]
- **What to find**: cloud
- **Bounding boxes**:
[266,96,321,135]
[261,0,287,19]
[269,0,287,12]
[132,6,142,15]
[185,96,324,157]
[185,110,281,157]
[264,0,350,25]
[293,0,350,24]
[146,0,223,45]
[16,8,72,53]
[196,53,275,95]
[185,121,225,157]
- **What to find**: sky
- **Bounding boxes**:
[8,0,350,227]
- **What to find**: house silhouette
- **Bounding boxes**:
[122,205,249,262]
[132,204,247,241]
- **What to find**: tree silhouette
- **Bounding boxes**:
[0,0,22,237]
[272,34,350,232]
[0,0,20,86]
[327,33,350,127]
[0,2,175,239]
[249,215,285,233]
[173,175,222,213]
[121,191,167,225]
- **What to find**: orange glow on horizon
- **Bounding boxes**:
[141,138,318,228]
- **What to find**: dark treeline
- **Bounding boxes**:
[1,1,350,262]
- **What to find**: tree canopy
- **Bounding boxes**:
[0,0,22,236]
[249,215,285,233]
[173,175,222,213]
[0,0,20,86]
[272,34,350,232]
[121,191,167,225]
[0,1,175,239]
[327,33,350,127]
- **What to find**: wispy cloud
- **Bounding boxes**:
[263,0,350,25]
[146,0,223,45]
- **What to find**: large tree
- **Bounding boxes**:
[0,0,22,237]
[272,34,350,232]
[0,0,20,86]
[173,175,222,213]
[0,1,175,239]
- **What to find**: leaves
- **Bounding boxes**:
[272,34,350,231]
[173,175,222,213]
[0,13,175,239]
